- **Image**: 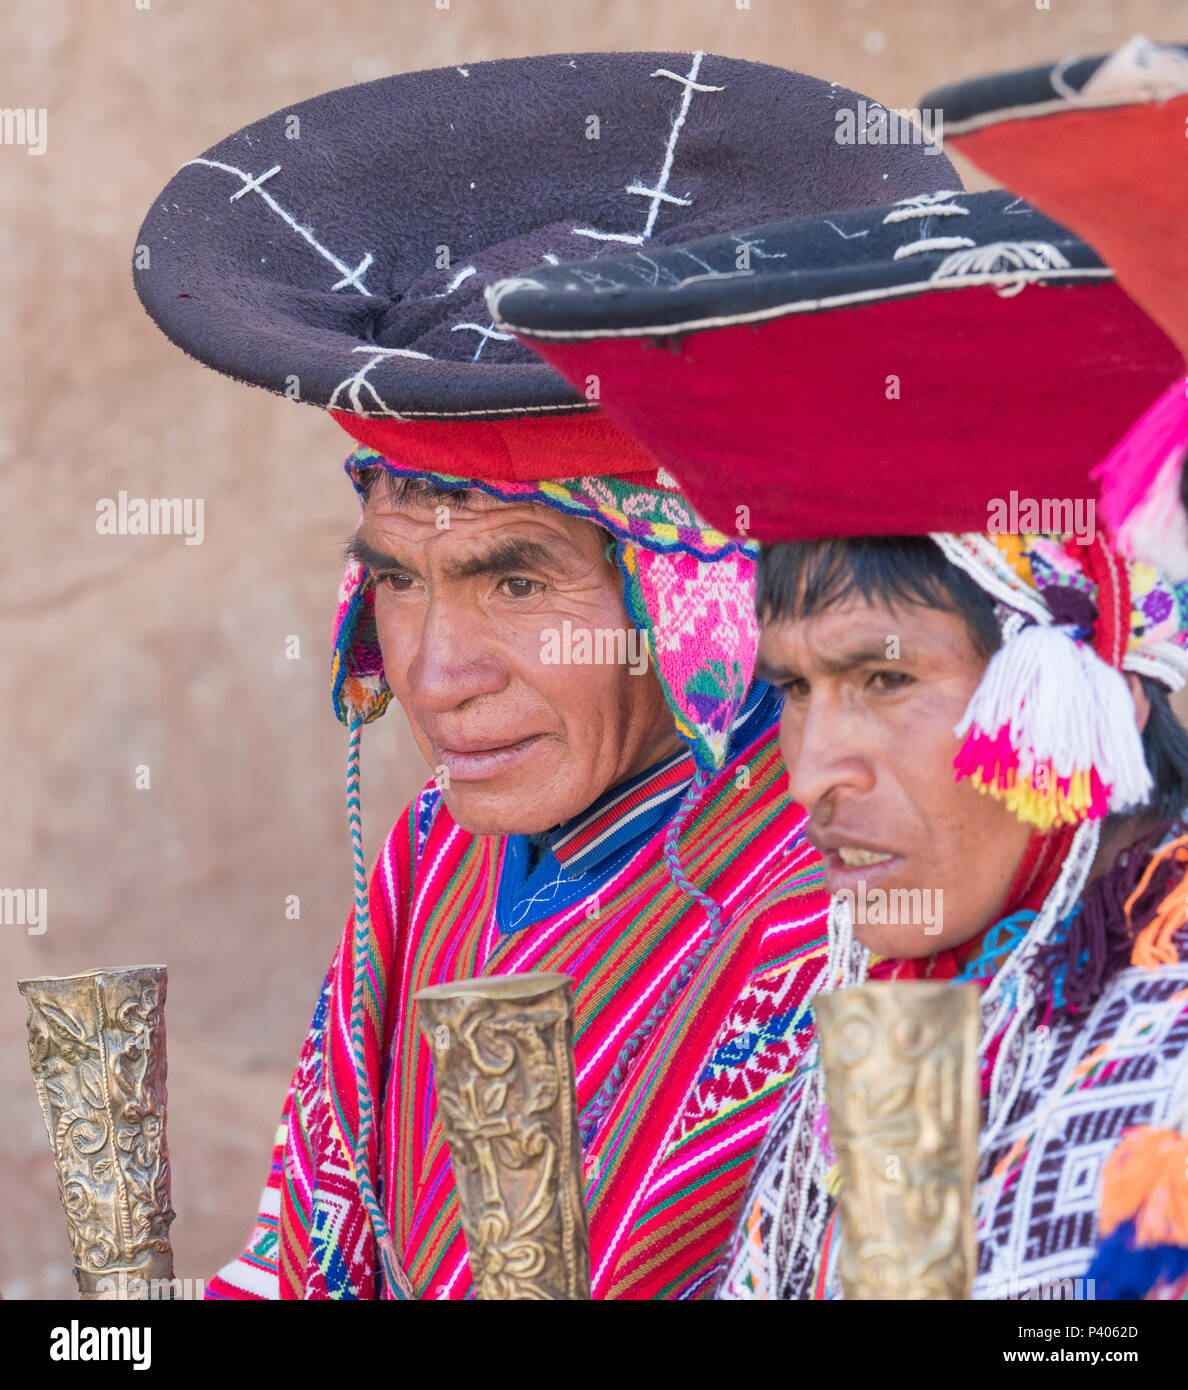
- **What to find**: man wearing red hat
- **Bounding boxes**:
[492,42,1188,1299]
[133,51,959,1298]
[716,530,1188,1300]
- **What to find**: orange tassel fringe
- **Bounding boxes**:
[1123,833,1188,969]
[1099,1125,1188,1248]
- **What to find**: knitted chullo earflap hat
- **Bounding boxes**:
[132,50,960,1297]
[331,448,761,776]
[922,36,1188,579]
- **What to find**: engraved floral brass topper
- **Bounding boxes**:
[18,966,175,1299]
[416,972,591,1299]
[815,981,980,1300]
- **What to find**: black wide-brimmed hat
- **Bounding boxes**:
[133,49,957,480]
[488,187,1182,542]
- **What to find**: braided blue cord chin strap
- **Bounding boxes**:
[576,547,734,1144]
[347,709,728,1285]
[578,765,725,1147]
[346,713,413,1300]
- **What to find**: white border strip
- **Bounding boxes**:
[942,91,1156,136]
[489,267,1113,343]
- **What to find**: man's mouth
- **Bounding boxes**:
[835,846,895,867]
[435,734,546,782]
[811,838,904,891]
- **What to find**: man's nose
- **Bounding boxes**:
[404,603,508,711]
[780,695,876,814]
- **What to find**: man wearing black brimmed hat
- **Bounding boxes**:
[133,50,957,1298]
[493,41,1188,1300]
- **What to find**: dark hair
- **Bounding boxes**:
[756,536,1188,821]
[1137,678,1188,820]
[352,465,482,509]
[756,536,1002,656]
[349,462,616,566]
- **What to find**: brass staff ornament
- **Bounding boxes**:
[18,966,175,1299]
[814,981,980,1300]
[416,971,591,1299]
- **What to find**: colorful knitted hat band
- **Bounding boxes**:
[332,446,762,777]
[937,532,1188,830]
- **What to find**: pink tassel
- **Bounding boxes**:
[952,625,1150,830]
[1093,378,1188,581]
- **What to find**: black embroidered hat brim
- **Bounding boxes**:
[487,189,1183,541]
[489,188,1110,339]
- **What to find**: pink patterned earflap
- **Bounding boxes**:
[331,558,393,726]
[618,545,760,773]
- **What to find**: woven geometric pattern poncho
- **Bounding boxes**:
[717,835,1188,1302]
[207,712,830,1299]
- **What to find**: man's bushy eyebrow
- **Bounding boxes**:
[342,532,572,580]
[343,534,412,575]
[448,536,563,580]
[753,657,792,685]
[755,642,906,686]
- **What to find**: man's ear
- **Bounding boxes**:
[1124,672,1152,736]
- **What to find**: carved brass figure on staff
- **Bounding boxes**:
[417,972,591,1300]
[815,981,979,1300]
[18,966,176,1299]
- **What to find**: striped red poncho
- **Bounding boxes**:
[208,718,829,1299]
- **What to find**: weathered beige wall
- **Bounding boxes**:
[2,0,1183,1298]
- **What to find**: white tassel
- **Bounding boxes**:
[954,624,1152,825]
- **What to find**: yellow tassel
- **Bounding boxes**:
[969,767,1097,832]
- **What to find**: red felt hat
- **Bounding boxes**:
[489,190,1182,543]
[925,36,1188,364]
[922,37,1188,576]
